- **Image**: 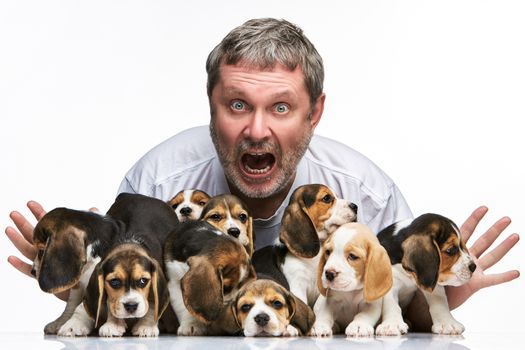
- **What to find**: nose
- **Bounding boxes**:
[123,302,138,313]
[244,112,271,142]
[227,227,241,238]
[468,262,477,273]
[349,202,358,213]
[325,269,338,282]
[254,313,270,327]
[180,207,192,217]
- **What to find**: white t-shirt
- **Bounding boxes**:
[118,125,413,249]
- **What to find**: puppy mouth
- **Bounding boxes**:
[240,152,276,176]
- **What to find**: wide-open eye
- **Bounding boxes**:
[238,213,248,223]
[231,100,247,111]
[272,300,283,309]
[322,194,333,203]
[109,278,122,289]
[273,103,290,114]
[137,278,149,288]
[348,253,359,261]
[210,213,222,222]
[445,246,459,256]
[240,303,252,313]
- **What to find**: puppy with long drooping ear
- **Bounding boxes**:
[164,220,256,336]
[167,189,210,222]
[311,223,392,337]
[31,208,119,334]
[375,213,476,336]
[210,278,315,337]
[200,194,255,256]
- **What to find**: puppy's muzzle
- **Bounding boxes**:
[349,202,358,213]
[325,269,339,282]
[254,313,270,327]
[180,207,192,217]
[227,227,241,238]
[124,302,139,314]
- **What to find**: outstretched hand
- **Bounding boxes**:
[447,206,520,310]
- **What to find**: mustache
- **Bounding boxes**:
[235,139,282,157]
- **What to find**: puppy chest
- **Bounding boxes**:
[165,260,189,281]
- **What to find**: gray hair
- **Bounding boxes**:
[206,18,324,106]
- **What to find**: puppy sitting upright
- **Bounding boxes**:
[57,193,178,337]
[168,189,210,222]
[253,184,358,307]
[311,223,392,337]
[200,194,254,256]
[375,213,477,335]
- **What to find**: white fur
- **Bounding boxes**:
[281,252,321,307]
[114,289,147,318]
[57,304,94,336]
[243,297,287,336]
[319,198,357,240]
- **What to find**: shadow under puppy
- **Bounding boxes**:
[311,223,392,337]
[164,220,256,336]
[253,184,358,307]
[58,193,178,337]
[375,213,476,335]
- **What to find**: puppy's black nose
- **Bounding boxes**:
[228,227,241,238]
[349,202,358,213]
[254,313,270,327]
[180,207,192,217]
[325,269,338,282]
[469,262,477,273]
[124,302,138,313]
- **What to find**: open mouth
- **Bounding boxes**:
[241,152,276,176]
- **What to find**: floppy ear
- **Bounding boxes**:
[401,235,441,292]
[316,247,329,296]
[363,242,393,302]
[212,295,243,335]
[37,226,86,294]
[83,262,107,328]
[285,289,316,335]
[245,217,254,257]
[280,200,320,258]
[150,260,170,322]
[181,256,223,323]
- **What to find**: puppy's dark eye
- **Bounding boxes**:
[238,213,248,223]
[199,201,207,206]
[210,213,222,221]
[240,304,252,312]
[137,278,149,288]
[325,249,331,256]
[223,285,233,294]
[171,204,179,209]
[445,246,459,256]
[272,300,283,309]
[322,194,333,203]
[109,278,122,289]
[348,253,359,261]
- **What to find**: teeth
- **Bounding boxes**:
[244,164,271,174]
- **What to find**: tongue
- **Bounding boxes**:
[243,153,274,170]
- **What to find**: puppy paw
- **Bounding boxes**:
[376,321,409,336]
[345,321,374,337]
[283,324,299,337]
[177,321,207,336]
[132,324,159,337]
[99,322,126,337]
[57,319,92,337]
[44,319,65,335]
[432,320,465,335]
[310,323,333,337]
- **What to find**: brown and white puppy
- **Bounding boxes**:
[375,213,476,335]
[168,189,210,222]
[32,208,119,334]
[57,193,178,337]
[200,194,254,256]
[164,220,256,336]
[311,223,392,337]
[253,184,358,307]
[212,277,315,337]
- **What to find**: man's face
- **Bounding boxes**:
[210,62,324,199]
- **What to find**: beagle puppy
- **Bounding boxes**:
[375,213,477,335]
[168,189,210,222]
[32,208,118,334]
[211,277,315,337]
[252,184,358,307]
[57,193,178,337]
[164,220,256,336]
[311,223,393,337]
[200,194,254,256]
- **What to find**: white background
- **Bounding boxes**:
[1,0,523,334]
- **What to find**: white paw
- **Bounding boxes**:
[283,324,299,337]
[345,321,374,337]
[177,321,207,336]
[57,318,92,337]
[432,320,465,335]
[376,321,409,336]
[310,322,333,337]
[132,324,159,337]
[99,322,126,337]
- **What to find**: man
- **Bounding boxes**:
[6,18,520,322]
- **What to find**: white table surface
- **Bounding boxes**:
[0,332,521,350]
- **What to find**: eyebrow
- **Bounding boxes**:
[222,87,297,101]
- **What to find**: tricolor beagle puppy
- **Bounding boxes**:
[168,189,210,222]
[164,220,256,336]
[211,277,315,337]
[200,194,254,256]
[375,213,476,335]
[252,184,358,307]
[32,208,118,334]
[311,223,393,337]
[57,193,178,337]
